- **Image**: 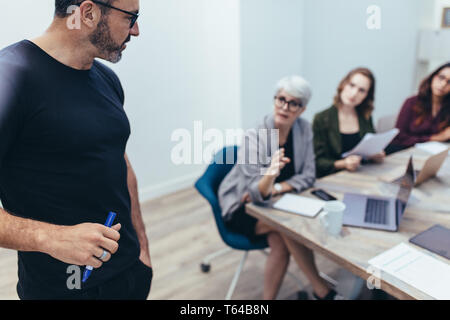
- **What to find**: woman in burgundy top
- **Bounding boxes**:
[390,62,450,152]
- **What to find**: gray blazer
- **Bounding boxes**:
[218,114,316,221]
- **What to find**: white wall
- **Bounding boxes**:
[0,0,54,46]
[240,0,305,129]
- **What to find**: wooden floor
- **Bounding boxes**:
[0,187,383,300]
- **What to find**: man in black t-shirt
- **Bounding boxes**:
[0,0,152,299]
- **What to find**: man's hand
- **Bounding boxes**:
[44,223,121,268]
[139,246,152,268]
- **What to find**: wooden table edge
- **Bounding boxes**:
[246,204,417,300]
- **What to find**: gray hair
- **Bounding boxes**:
[275,75,312,107]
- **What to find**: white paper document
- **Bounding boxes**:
[369,243,450,300]
[273,194,325,218]
[342,128,399,158]
[415,141,450,155]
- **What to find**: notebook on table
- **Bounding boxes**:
[273,194,325,218]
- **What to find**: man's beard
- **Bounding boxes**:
[89,17,129,64]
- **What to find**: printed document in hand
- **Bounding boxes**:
[369,243,450,300]
[273,194,325,218]
[342,128,399,158]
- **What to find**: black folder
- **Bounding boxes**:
[409,225,450,260]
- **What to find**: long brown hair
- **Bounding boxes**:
[414,62,450,131]
[333,67,376,120]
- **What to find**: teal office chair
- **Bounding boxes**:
[195,146,305,299]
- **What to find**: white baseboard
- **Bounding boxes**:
[138,169,206,202]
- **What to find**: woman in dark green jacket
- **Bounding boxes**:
[313,68,385,178]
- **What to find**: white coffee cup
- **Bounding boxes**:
[320,201,346,236]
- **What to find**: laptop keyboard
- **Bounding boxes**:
[364,199,389,225]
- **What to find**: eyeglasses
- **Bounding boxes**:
[77,0,139,29]
[274,96,304,112]
[437,74,450,86]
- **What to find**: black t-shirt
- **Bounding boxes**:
[276,130,295,183]
[0,40,140,296]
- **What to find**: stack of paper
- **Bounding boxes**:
[369,243,450,300]
[273,194,325,218]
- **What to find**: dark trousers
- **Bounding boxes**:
[19,259,153,300]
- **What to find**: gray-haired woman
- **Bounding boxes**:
[218,76,341,300]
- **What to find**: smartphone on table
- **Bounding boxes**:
[311,189,337,201]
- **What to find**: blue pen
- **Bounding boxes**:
[82,211,117,283]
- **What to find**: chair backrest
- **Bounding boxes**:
[194,146,238,237]
[376,114,398,133]
[194,146,269,250]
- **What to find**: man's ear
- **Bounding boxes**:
[79,1,101,28]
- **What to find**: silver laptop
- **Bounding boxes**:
[342,156,415,232]
[391,148,448,186]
